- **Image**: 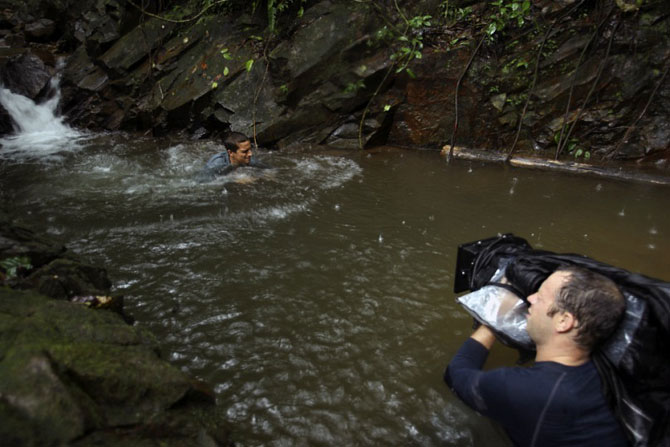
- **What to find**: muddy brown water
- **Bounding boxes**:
[1,135,668,446]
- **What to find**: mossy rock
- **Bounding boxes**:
[0,349,90,444]
[0,288,223,445]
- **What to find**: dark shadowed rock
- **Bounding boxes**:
[211,59,286,139]
[73,0,125,51]
[0,216,66,268]
[24,18,56,41]
[0,51,52,99]
[269,1,358,79]
[23,257,112,300]
[0,104,13,135]
[99,17,176,73]
[64,45,109,91]
[160,35,250,113]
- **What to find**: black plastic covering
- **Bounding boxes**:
[453,234,670,447]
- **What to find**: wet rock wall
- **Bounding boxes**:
[0,0,668,162]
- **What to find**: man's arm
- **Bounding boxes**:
[444,325,498,413]
[470,325,497,349]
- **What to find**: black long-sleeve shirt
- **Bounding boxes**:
[445,338,629,447]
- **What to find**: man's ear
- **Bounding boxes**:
[555,311,577,333]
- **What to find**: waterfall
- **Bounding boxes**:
[0,76,84,160]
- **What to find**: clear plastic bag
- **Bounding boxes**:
[457,266,534,351]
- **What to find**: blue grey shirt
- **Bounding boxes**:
[196,151,269,182]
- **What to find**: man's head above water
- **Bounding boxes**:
[526,266,626,358]
[224,132,253,166]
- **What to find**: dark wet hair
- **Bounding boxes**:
[548,266,626,351]
[224,132,250,152]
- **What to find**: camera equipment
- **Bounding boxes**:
[453,233,531,294]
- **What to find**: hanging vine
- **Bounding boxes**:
[126,0,229,24]
[445,33,485,163]
[555,15,619,160]
[505,0,586,162]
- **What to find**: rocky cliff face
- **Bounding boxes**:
[1,0,668,163]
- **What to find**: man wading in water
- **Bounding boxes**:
[445,266,629,447]
[196,132,269,182]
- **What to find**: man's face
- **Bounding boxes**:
[228,140,252,166]
[526,271,570,344]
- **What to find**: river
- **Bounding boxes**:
[1,123,669,445]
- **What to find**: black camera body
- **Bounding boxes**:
[453,233,528,294]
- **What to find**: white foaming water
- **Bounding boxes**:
[0,78,84,160]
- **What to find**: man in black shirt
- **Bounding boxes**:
[445,266,629,446]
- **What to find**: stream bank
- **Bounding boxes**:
[0,210,233,446]
[0,0,668,170]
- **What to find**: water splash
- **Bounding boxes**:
[0,76,84,160]
[509,177,518,195]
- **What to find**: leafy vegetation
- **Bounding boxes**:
[486,0,531,38]
[253,0,307,33]
[0,256,32,279]
[441,1,473,24]
[554,133,590,160]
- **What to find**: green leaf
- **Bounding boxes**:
[0,256,32,278]
[223,66,229,76]
[211,81,218,89]
[245,59,254,72]
[383,104,391,112]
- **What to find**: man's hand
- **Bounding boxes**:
[470,325,497,350]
